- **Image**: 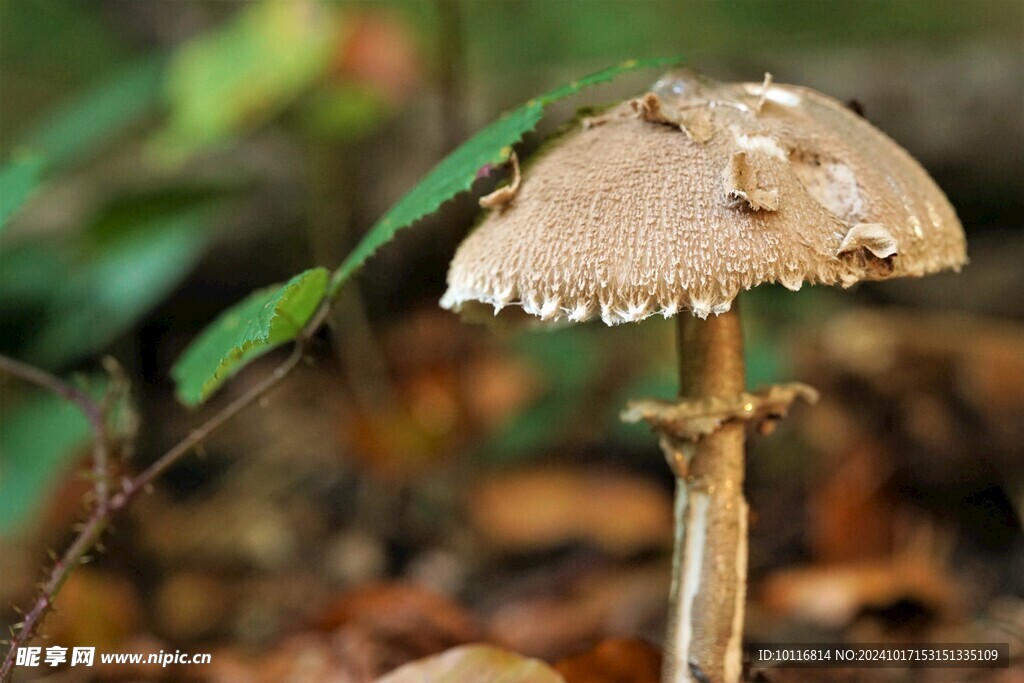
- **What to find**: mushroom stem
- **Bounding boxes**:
[664,304,746,683]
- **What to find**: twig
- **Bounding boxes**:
[0,302,331,682]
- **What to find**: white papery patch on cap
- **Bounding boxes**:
[744,82,803,108]
[791,151,865,223]
[733,131,788,160]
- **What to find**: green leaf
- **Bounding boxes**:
[0,391,91,536]
[301,84,390,141]
[330,56,681,294]
[0,154,46,233]
[17,56,165,169]
[0,1,127,75]
[28,202,216,368]
[152,0,338,162]
[0,242,65,311]
[172,267,329,407]
[0,1,129,139]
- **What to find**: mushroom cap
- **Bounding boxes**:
[441,70,967,324]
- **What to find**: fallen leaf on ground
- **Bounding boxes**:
[489,562,668,659]
[760,557,962,629]
[43,568,143,651]
[155,571,231,641]
[378,644,564,683]
[807,444,897,563]
[309,582,484,677]
[469,465,672,555]
[554,638,662,683]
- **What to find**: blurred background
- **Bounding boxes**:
[1,1,1022,680]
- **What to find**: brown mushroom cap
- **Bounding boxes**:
[441,70,967,324]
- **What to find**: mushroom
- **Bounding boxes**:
[441,69,967,683]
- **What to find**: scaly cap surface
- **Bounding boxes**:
[442,71,967,324]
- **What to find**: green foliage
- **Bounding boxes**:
[25,200,217,368]
[329,56,681,294]
[0,391,91,536]
[0,243,64,312]
[461,0,1021,80]
[153,1,338,162]
[0,0,129,130]
[172,268,329,407]
[18,56,165,169]
[302,84,389,141]
[0,154,45,233]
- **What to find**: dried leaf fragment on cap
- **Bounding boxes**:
[837,222,899,259]
[836,223,901,284]
[721,151,780,211]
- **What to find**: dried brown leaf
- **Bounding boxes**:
[378,644,563,683]
[469,466,672,554]
[554,638,662,683]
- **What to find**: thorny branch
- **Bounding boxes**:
[0,301,332,682]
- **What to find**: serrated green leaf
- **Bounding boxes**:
[172,267,329,407]
[0,154,46,233]
[330,56,681,294]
